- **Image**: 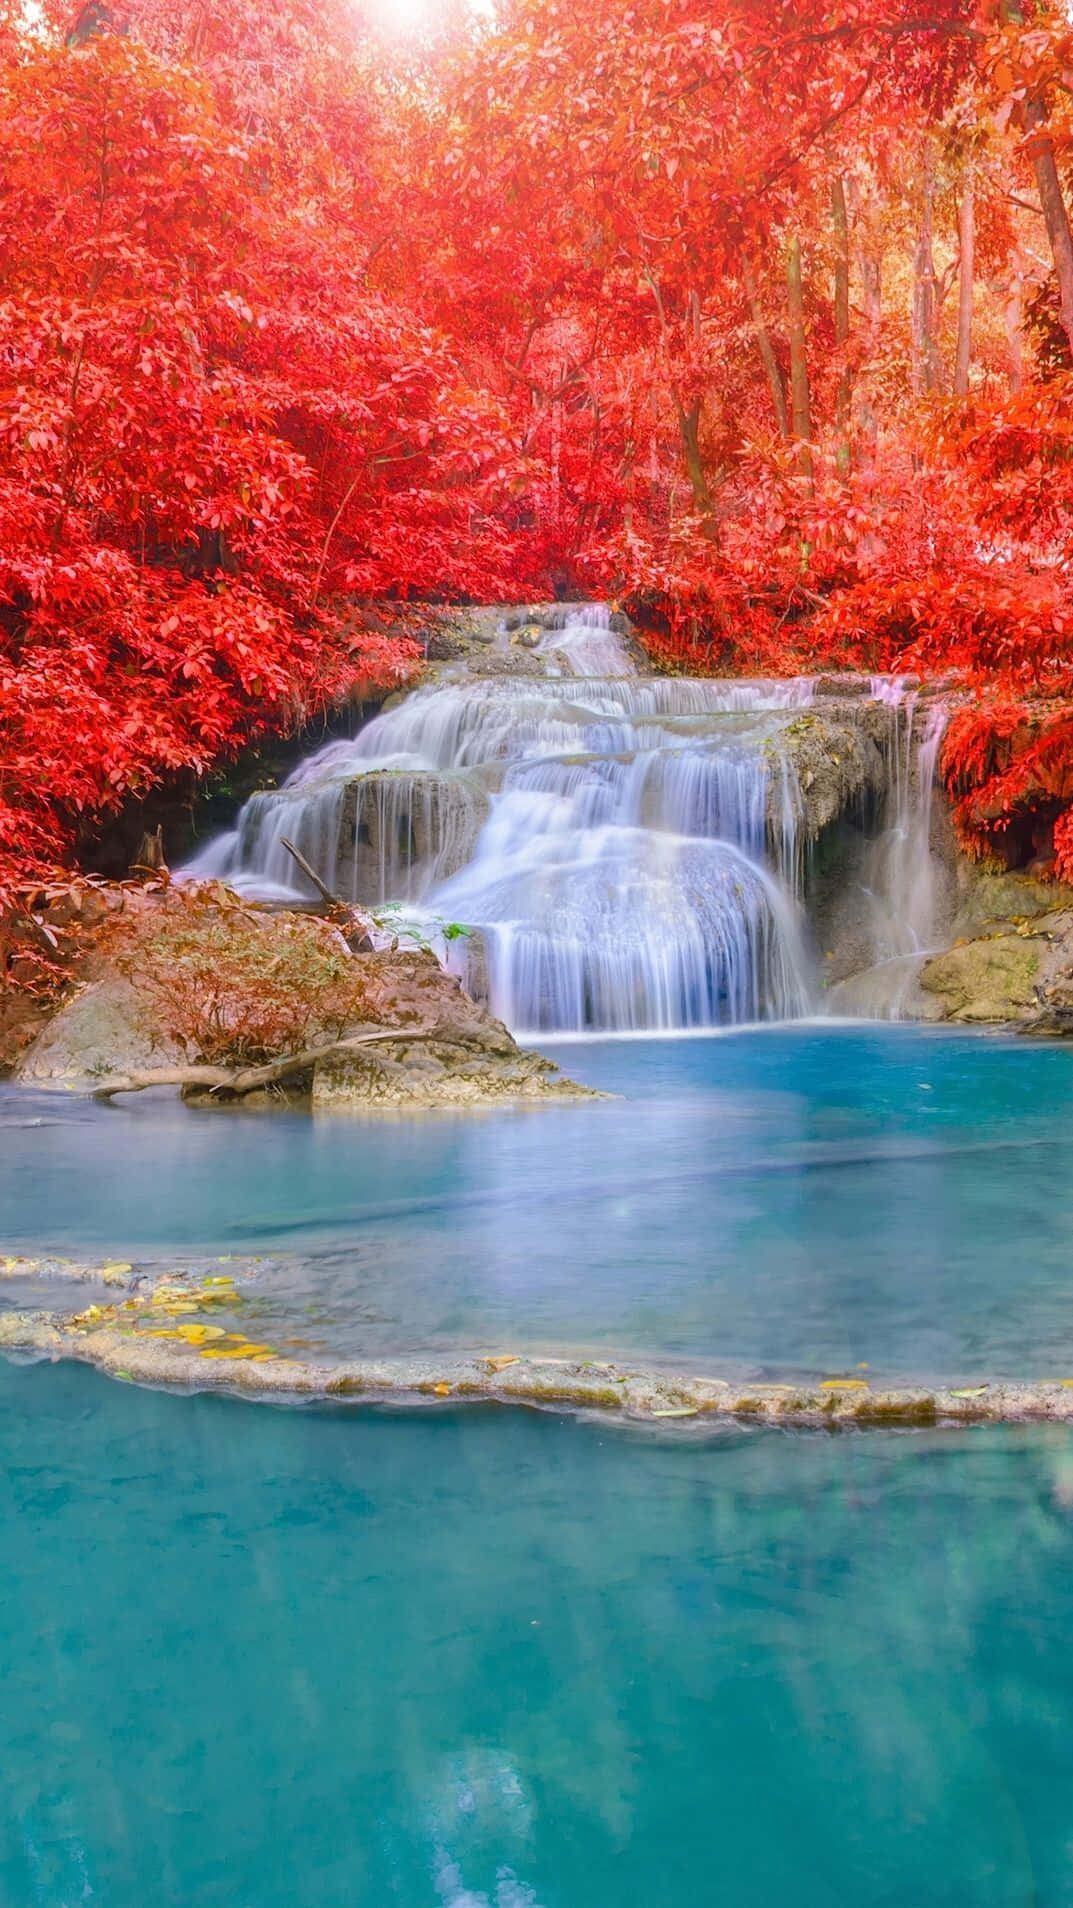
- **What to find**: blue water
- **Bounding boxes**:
[4,1026,1073,1379]
[4,1358,1073,1906]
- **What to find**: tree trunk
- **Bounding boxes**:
[999,0,1073,359]
[786,233,814,488]
[954,162,975,397]
[677,397,717,528]
[742,256,789,438]
[1005,257,1025,395]
[130,827,167,880]
[1026,99,1073,360]
[855,245,881,471]
[831,177,852,476]
[911,150,945,396]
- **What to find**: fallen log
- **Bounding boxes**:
[91,1023,449,1100]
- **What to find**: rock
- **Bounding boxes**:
[14,929,595,1110]
[767,705,890,843]
[919,934,1044,1022]
[312,1039,585,1109]
[951,867,1071,941]
[15,972,184,1086]
[336,770,490,902]
[310,950,597,1109]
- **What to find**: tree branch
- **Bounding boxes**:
[92,1024,454,1100]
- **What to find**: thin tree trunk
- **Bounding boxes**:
[1026,99,1073,359]
[1005,257,1025,395]
[831,177,852,476]
[912,149,945,396]
[742,255,790,437]
[786,233,814,488]
[954,162,975,396]
[1001,0,1073,359]
[855,246,881,471]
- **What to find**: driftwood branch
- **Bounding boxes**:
[91,1024,448,1101]
[281,837,344,910]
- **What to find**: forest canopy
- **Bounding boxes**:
[3,0,1073,903]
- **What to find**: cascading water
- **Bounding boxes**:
[189,607,817,1035]
[827,683,948,1019]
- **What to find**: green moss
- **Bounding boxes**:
[527,1382,624,1409]
[853,1395,938,1425]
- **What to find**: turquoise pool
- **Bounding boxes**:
[3,1026,1073,1382]
[4,1359,1073,1906]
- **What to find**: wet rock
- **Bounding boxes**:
[767,706,889,843]
[337,770,490,902]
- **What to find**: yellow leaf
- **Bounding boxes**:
[819,1378,870,1391]
[200,1342,274,1360]
[433,1382,451,1396]
[483,1355,519,1372]
[99,1263,133,1276]
[651,1406,698,1418]
[951,1386,989,1399]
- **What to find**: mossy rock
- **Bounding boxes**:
[919,934,1042,1022]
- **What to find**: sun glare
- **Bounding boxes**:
[367,0,437,34]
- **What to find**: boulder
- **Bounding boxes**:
[767,705,890,843]
[337,769,490,903]
[15,972,184,1086]
[919,934,1044,1023]
[310,950,597,1108]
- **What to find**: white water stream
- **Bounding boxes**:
[188,608,945,1035]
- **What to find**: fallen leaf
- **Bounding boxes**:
[651,1406,698,1418]
[950,1386,989,1398]
[433,1382,451,1396]
[819,1378,870,1391]
[199,1342,274,1360]
[483,1355,519,1372]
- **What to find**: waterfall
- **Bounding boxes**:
[826,685,948,1019]
[186,607,817,1034]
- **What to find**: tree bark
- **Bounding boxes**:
[1005,256,1025,395]
[911,149,946,396]
[854,243,882,470]
[785,233,814,488]
[742,255,790,438]
[831,177,852,476]
[954,162,975,397]
[999,0,1073,359]
[1026,98,1073,360]
[677,397,714,516]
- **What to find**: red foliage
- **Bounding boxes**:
[5,0,1073,904]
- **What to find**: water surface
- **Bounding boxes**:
[4,1360,1073,1906]
[4,1026,1073,1381]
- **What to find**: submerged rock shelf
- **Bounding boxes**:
[5,1252,1073,1426]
